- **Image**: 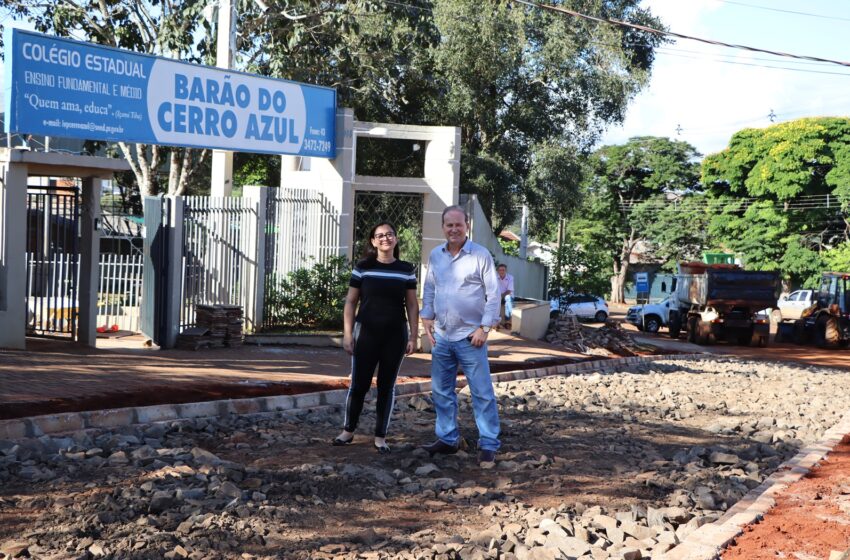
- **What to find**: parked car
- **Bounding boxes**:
[551,292,609,322]
[773,289,815,322]
[625,296,677,333]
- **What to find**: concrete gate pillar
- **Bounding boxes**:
[422,127,461,260]
[78,177,101,347]
[0,158,29,349]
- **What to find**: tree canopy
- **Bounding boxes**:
[702,117,850,286]
[572,136,702,302]
[4,0,665,226]
[240,0,665,233]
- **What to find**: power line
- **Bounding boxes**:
[655,50,850,78]
[654,45,843,68]
[511,0,850,69]
[618,196,850,214]
[713,0,850,23]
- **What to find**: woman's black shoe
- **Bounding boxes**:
[375,443,391,454]
[332,436,353,446]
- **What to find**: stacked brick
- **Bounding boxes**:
[175,305,244,350]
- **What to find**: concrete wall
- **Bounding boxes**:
[465,195,547,300]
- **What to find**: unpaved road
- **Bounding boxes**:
[2,357,850,559]
[604,307,850,371]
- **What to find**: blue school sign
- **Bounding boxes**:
[3,29,337,158]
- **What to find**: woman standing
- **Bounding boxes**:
[333,222,419,453]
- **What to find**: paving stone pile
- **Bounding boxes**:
[544,315,653,356]
[2,357,850,559]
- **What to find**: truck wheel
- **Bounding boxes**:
[793,321,808,345]
[687,316,698,343]
[669,316,682,339]
[696,321,711,345]
[644,315,661,334]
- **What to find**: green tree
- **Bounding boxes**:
[702,117,850,287]
[549,238,612,297]
[430,0,665,234]
[2,0,214,196]
[245,0,664,234]
[576,136,702,302]
[5,0,666,223]
[823,241,850,273]
[630,194,710,269]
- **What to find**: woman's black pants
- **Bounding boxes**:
[342,322,407,437]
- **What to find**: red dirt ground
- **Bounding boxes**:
[722,434,850,559]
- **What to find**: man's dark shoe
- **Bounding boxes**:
[478,449,497,464]
[422,439,459,456]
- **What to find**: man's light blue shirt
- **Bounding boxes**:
[421,238,501,342]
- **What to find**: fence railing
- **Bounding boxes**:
[26,253,144,334]
[97,253,144,332]
[180,196,260,332]
[263,188,342,330]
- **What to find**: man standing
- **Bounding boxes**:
[420,205,501,463]
[497,264,514,327]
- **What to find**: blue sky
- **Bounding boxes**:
[600,0,850,156]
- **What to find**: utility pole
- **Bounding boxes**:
[210,0,236,197]
[519,204,528,259]
[555,216,564,289]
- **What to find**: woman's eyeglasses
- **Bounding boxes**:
[374,232,396,240]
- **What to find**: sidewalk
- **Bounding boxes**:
[0,330,586,420]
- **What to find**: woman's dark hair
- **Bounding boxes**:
[359,221,400,265]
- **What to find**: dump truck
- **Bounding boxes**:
[667,263,781,346]
[775,272,850,348]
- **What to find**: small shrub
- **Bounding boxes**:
[265,255,350,330]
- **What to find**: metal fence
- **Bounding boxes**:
[263,188,342,330]
[97,253,144,332]
[25,186,80,338]
[353,191,423,266]
[26,253,145,334]
[181,196,260,331]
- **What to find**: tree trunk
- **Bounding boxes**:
[610,262,622,304]
[609,229,637,304]
[610,260,630,304]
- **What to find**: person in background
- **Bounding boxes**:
[420,205,502,464]
[497,263,514,328]
[333,222,419,454]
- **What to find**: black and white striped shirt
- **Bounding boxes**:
[350,259,417,330]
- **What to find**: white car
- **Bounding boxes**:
[626,296,677,333]
[552,293,609,322]
[774,289,814,321]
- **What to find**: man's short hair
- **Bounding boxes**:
[441,205,469,224]
[497,264,507,270]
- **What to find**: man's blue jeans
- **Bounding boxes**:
[430,333,501,452]
[503,294,513,320]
